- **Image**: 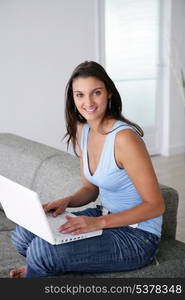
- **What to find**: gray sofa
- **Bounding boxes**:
[0,132,185,278]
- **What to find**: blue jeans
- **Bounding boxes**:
[11,207,160,278]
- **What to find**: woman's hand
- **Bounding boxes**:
[42,197,71,217]
[58,215,103,235]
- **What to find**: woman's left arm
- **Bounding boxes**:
[98,129,165,229]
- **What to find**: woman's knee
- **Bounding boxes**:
[11,225,34,257]
[26,237,65,276]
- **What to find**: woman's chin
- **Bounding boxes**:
[82,113,97,120]
[84,115,99,122]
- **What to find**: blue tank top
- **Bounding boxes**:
[81,120,162,237]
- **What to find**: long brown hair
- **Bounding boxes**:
[63,61,144,156]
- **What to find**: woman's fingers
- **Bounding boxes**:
[43,203,53,213]
[52,206,63,217]
[43,198,70,216]
[58,216,87,234]
[43,201,60,213]
[58,216,77,233]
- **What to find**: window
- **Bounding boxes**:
[105,0,160,128]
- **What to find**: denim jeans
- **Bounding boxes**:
[11,207,160,278]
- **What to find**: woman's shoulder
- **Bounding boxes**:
[115,126,147,169]
[115,125,144,150]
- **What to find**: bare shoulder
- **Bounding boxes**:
[115,129,149,169]
[116,128,144,148]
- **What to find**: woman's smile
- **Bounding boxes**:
[83,107,97,114]
[72,76,111,122]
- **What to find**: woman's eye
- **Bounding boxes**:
[94,90,101,96]
[76,93,83,98]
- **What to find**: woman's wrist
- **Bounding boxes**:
[97,215,107,229]
[65,195,76,207]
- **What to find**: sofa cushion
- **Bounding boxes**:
[0,211,16,231]
[0,133,62,186]
[32,153,82,202]
[0,133,65,210]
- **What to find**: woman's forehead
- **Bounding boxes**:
[72,76,105,92]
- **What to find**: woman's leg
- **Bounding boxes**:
[9,225,37,277]
[23,208,160,277]
[11,225,36,257]
[9,207,101,277]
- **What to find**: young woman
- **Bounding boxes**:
[9,61,165,278]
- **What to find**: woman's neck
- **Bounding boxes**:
[87,118,116,135]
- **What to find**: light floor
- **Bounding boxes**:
[151,153,185,243]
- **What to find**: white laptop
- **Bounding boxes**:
[0,175,102,245]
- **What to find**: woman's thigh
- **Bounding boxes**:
[67,208,160,271]
[26,224,160,276]
[12,207,160,274]
[55,226,160,273]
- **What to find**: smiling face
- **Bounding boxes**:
[72,76,111,122]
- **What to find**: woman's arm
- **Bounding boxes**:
[98,129,165,229]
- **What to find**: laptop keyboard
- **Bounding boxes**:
[46,212,84,243]
[47,212,67,229]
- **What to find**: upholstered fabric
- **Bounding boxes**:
[32,154,82,203]
[0,133,61,210]
[160,185,179,240]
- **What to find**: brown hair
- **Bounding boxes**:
[63,61,144,156]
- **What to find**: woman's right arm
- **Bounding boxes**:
[43,123,99,216]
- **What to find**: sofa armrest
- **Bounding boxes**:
[160,184,179,240]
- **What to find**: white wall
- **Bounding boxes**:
[169,0,185,155]
[0,0,99,152]
[160,0,185,156]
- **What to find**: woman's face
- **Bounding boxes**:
[72,76,111,122]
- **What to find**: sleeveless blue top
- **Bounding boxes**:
[80,120,162,237]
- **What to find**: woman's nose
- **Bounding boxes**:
[86,95,94,107]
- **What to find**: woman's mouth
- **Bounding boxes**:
[84,107,97,114]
